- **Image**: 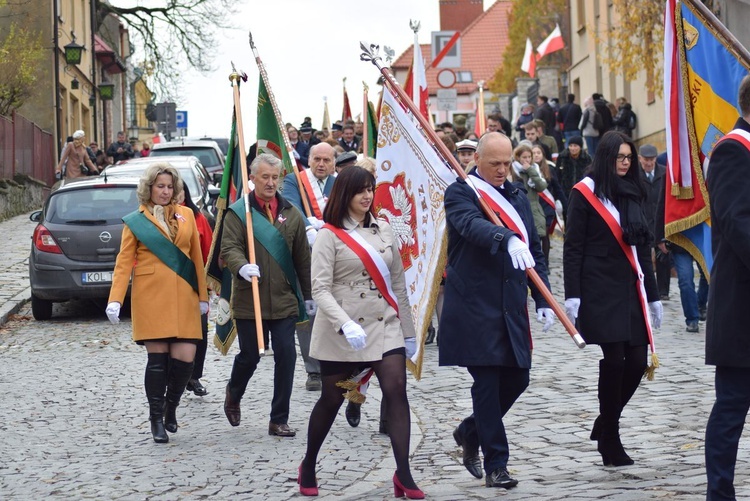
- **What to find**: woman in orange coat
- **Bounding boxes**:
[107,163,208,443]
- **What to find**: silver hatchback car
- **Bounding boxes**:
[28,177,141,320]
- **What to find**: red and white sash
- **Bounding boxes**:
[573,177,655,348]
[715,128,750,155]
[298,169,328,218]
[465,174,529,243]
[538,189,557,234]
[322,223,400,316]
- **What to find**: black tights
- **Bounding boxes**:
[300,353,416,489]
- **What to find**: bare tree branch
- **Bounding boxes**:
[95,0,238,101]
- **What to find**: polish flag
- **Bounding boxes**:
[537,24,565,59]
[521,38,537,78]
[404,46,430,121]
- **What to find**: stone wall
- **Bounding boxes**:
[0,175,47,222]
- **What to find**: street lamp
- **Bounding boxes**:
[71,77,79,90]
[98,82,115,100]
[63,38,84,65]
[128,125,139,141]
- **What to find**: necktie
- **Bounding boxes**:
[318,179,325,193]
[265,203,274,224]
[647,172,653,182]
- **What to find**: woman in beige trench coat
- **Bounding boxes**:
[298,166,423,499]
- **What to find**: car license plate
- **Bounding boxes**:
[82,271,113,283]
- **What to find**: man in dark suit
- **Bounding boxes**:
[558,94,583,145]
[287,125,310,167]
[439,132,554,489]
[534,95,557,139]
[592,93,613,134]
[705,75,750,501]
[338,124,360,152]
[639,144,670,300]
[282,142,336,393]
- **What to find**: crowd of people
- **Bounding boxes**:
[55,129,153,182]
[99,75,750,499]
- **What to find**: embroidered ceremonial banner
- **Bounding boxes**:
[663,0,749,278]
[205,112,245,354]
[257,76,295,176]
[372,86,456,379]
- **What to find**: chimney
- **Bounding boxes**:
[439,0,484,31]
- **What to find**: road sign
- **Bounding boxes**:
[431,31,461,68]
[437,69,457,88]
[156,102,177,133]
[436,88,457,111]
[175,110,188,129]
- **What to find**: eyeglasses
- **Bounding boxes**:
[616,154,633,162]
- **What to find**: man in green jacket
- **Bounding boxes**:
[221,153,314,437]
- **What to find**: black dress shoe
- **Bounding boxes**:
[268,422,296,437]
[345,401,361,427]
[453,427,483,479]
[186,379,208,396]
[485,468,518,489]
[224,385,241,427]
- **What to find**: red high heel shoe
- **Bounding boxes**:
[392,472,424,499]
[297,464,318,496]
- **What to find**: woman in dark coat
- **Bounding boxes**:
[563,131,662,467]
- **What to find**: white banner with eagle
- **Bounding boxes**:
[373,86,456,379]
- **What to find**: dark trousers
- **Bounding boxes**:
[654,247,672,297]
[458,366,530,474]
[295,313,321,375]
[705,366,750,500]
[192,313,208,379]
[228,317,297,424]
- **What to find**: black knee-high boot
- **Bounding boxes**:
[620,359,646,410]
[595,359,634,466]
[145,353,169,443]
[164,358,195,433]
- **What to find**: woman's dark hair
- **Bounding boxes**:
[589,131,646,201]
[181,182,200,216]
[323,166,376,228]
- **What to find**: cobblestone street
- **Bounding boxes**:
[0,211,747,499]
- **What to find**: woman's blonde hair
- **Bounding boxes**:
[137,162,183,205]
[355,156,377,176]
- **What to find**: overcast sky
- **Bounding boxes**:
[176,0,494,140]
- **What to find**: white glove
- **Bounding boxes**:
[507,235,535,270]
[537,308,556,332]
[565,298,581,323]
[555,199,563,215]
[106,302,121,324]
[305,300,317,316]
[292,149,301,160]
[306,227,317,247]
[341,320,367,351]
[649,300,663,329]
[200,301,209,315]
[239,263,260,282]
[307,216,324,230]
[404,337,417,359]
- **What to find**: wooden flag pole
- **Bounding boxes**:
[477,81,486,134]
[362,81,369,157]
[360,42,585,349]
[248,32,313,219]
[229,70,265,356]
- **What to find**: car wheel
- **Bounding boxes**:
[31,294,53,321]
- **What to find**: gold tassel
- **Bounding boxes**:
[342,389,367,404]
[644,352,660,381]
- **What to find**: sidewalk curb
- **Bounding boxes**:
[0,288,31,327]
